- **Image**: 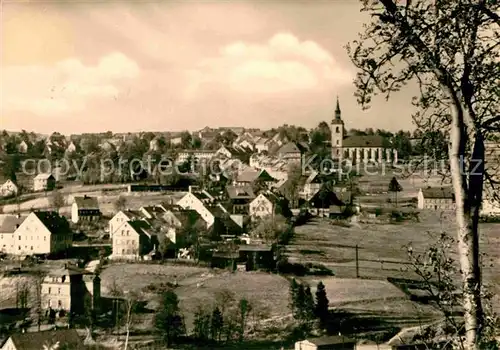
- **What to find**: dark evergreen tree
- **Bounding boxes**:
[303,286,316,322]
[211,307,224,342]
[154,290,184,347]
[315,281,330,329]
[388,177,403,207]
[289,279,300,318]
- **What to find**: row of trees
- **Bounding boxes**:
[290,279,330,332]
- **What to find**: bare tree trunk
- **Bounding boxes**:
[449,109,482,350]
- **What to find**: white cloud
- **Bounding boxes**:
[1,52,140,115]
[184,32,353,97]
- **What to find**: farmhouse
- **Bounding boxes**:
[41,265,100,316]
[176,189,217,227]
[71,195,101,223]
[108,210,145,238]
[417,187,455,211]
[226,185,256,214]
[277,142,308,164]
[33,173,56,192]
[0,179,18,197]
[1,329,84,350]
[0,214,26,253]
[111,220,159,260]
[11,211,72,256]
[295,336,357,350]
[249,192,280,220]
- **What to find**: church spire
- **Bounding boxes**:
[335,96,341,120]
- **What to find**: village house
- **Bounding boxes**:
[1,329,85,350]
[249,192,280,220]
[277,142,308,164]
[176,189,217,227]
[295,336,357,350]
[65,140,77,154]
[0,214,26,253]
[71,195,101,224]
[238,244,275,271]
[234,169,276,188]
[161,207,203,246]
[108,209,146,238]
[0,179,19,198]
[40,265,100,317]
[176,149,217,163]
[226,185,256,214]
[140,204,169,219]
[11,211,72,256]
[17,140,29,154]
[33,173,56,192]
[417,187,455,211]
[111,219,159,260]
[300,171,323,201]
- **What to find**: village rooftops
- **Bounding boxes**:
[3,329,85,350]
[277,141,308,154]
[127,220,154,238]
[74,195,99,210]
[421,187,455,199]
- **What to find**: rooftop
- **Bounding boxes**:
[73,195,99,210]
[7,329,84,350]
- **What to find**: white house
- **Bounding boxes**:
[0,214,26,253]
[12,211,72,256]
[17,140,29,154]
[108,210,146,238]
[176,190,216,228]
[249,192,279,220]
[111,220,157,260]
[0,179,19,197]
[33,173,56,192]
[71,195,101,224]
[417,187,455,211]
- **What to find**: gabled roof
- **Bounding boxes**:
[127,220,154,238]
[226,185,256,200]
[34,173,54,180]
[74,195,99,210]
[278,142,307,155]
[120,209,144,220]
[343,135,385,148]
[0,214,26,233]
[7,329,84,350]
[421,187,454,199]
[32,211,70,234]
[141,205,168,218]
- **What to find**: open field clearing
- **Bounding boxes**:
[291,213,500,311]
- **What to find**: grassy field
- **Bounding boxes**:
[100,263,291,333]
[290,212,500,311]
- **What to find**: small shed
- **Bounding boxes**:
[238,244,275,271]
[295,335,357,350]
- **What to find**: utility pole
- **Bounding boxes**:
[355,245,359,278]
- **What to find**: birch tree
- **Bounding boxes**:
[347,1,499,349]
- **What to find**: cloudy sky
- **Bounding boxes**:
[1,1,418,134]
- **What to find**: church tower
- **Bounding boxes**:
[331,97,344,160]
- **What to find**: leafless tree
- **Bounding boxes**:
[347,1,499,348]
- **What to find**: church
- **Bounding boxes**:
[330,98,398,164]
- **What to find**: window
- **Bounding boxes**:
[58,288,61,294]
[18,236,21,240]
[44,236,46,241]
[336,140,339,145]
[336,126,340,133]
[58,300,62,308]
[48,287,52,294]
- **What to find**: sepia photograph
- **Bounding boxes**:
[0,0,499,349]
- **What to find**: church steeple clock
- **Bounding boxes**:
[331,96,344,160]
